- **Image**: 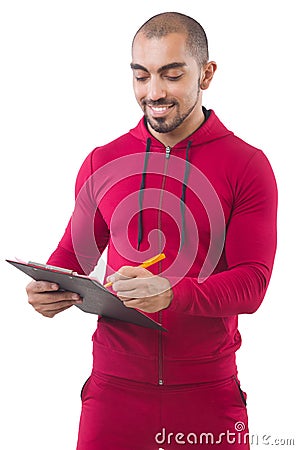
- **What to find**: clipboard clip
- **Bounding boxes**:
[28,261,77,276]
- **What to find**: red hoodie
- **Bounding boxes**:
[48,109,277,386]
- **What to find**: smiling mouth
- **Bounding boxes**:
[147,104,175,116]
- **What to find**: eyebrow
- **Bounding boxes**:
[130,62,187,73]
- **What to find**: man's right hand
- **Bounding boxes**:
[26,280,83,318]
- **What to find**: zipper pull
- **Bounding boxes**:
[165,146,171,159]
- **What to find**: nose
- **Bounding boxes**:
[147,76,166,101]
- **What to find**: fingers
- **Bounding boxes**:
[37,303,75,319]
[26,280,83,318]
[113,275,159,301]
[122,298,148,309]
[26,280,60,294]
[118,266,150,278]
[112,272,173,313]
[121,296,169,314]
[114,275,169,299]
[113,277,144,294]
[106,266,151,284]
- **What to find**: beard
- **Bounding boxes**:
[142,87,200,134]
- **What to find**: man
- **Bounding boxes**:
[26,12,277,450]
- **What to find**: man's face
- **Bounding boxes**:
[131,33,202,135]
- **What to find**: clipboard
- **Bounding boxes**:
[6,259,167,332]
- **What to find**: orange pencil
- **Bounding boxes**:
[103,253,166,288]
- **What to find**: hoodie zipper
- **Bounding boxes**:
[157,145,171,386]
[165,145,171,159]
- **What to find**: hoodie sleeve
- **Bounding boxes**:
[167,150,278,317]
[47,150,110,275]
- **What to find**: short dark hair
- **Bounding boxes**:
[132,12,209,67]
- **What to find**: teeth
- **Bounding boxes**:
[151,106,170,112]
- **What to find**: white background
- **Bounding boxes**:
[0,0,297,448]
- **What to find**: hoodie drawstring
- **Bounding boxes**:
[137,138,151,250]
[180,140,192,250]
[137,138,192,251]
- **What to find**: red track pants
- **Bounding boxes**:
[76,372,249,450]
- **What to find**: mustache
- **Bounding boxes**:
[141,99,178,107]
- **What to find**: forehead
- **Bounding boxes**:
[132,32,193,71]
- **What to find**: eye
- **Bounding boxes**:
[134,71,150,82]
[167,76,182,81]
[165,74,183,81]
[135,76,149,82]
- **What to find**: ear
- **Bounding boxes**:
[200,61,217,90]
